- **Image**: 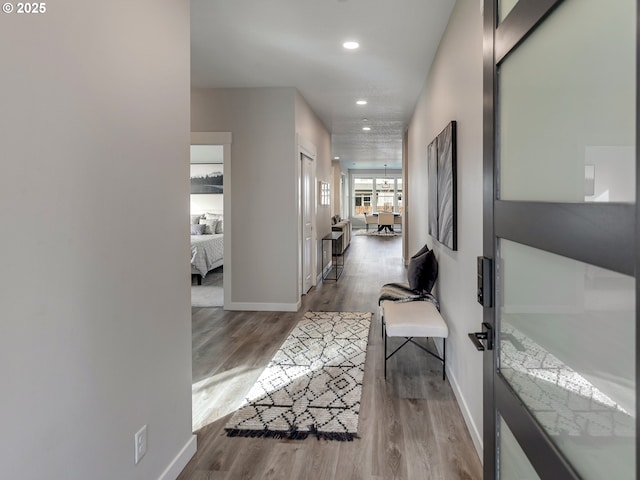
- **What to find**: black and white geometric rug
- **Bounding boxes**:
[224,311,371,441]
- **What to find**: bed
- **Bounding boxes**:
[191,233,224,284]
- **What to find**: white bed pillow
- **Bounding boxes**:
[199,218,218,234]
[204,213,223,234]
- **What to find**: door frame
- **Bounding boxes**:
[191,132,232,308]
[296,134,317,298]
[482,0,639,477]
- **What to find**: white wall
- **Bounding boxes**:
[295,91,332,279]
[0,2,195,479]
[406,0,484,457]
[190,193,224,215]
[331,161,342,218]
[191,88,299,310]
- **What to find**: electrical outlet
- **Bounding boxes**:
[134,425,147,464]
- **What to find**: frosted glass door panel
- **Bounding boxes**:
[499,0,636,202]
[499,0,519,23]
[498,239,635,479]
[499,416,541,480]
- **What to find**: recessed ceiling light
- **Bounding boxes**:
[362,126,371,131]
[362,118,368,122]
[356,100,367,105]
[334,156,340,160]
[343,41,359,50]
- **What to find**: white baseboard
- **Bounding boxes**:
[445,361,483,462]
[158,434,197,480]
[225,300,301,312]
[321,262,332,281]
[432,341,483,462]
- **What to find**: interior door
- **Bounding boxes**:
[302,153,313,294]
[480,0,638,478]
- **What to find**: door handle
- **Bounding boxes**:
[468,322,493,351]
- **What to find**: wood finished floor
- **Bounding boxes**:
[180,234,482,480]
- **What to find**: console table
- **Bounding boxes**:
[322,232,344,281]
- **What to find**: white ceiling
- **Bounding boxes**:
[191,0,456,170]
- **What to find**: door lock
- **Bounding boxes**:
[477,256,493,307]
[468,322,493,351]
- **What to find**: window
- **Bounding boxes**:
[352,174,402,217]
[320,181,330,206]
[353,178,374,214]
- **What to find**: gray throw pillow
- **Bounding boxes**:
[407,250,438,293]
[215,220,223,234]
[412,244,430,259]
[199,218,218,234]
[190,224,206,235]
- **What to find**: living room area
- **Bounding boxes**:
[327,167,404,252]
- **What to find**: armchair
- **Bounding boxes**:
[364,212,378,231]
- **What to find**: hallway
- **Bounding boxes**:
[180,234,482,479]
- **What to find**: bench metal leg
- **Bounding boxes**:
[384,330,387,379]
[384,336,446,381]
[443,338,446,380]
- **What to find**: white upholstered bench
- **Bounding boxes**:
[381,300,449,380]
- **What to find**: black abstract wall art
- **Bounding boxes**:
[427,121,457,251]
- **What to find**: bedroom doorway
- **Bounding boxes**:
[190,132,232,309]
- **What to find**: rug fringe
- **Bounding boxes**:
[309,425,357,442]
[224,425,358,442]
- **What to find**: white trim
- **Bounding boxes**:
[191,132,233,310]
[296,134,318,298]
[225,301,301,312]
[341,173,348,220]
[321,261,332,281]
[298,136,316,160]
[157,434,197,480]
[436,340,483,463]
